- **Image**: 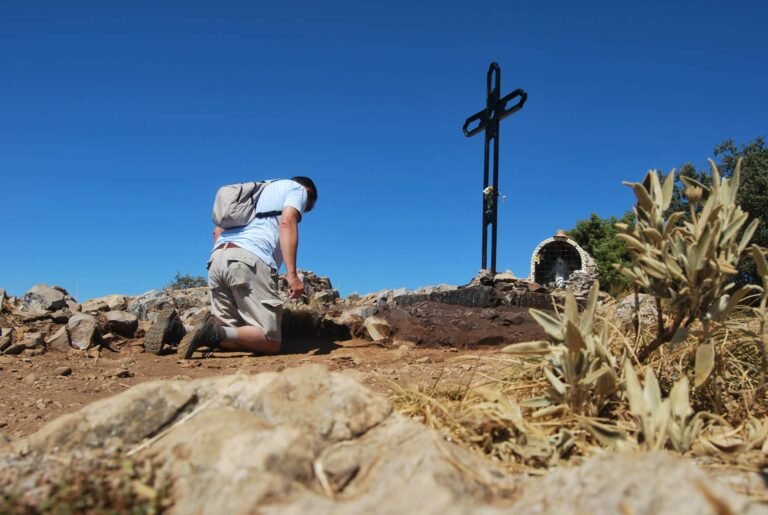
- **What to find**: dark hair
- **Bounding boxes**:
[291,176,318,208]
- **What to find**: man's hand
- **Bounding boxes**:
[279,207,304,299]
[286,272,305,299]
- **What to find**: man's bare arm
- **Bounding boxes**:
[279,206,304,299]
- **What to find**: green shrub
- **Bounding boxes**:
[166,272,207,290]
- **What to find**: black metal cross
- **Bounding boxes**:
[463,62,527,274]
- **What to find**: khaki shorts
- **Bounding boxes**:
[207,247,283,342]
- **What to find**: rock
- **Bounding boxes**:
[494,271,517,282]
[20,284,74,314]
[79,294,128,314]
[324,307,378,338]
[568,269,598,297]
[179,307,208,325]
[413,284,458,296]
[615,293,658,329]
[430,286,496,307]
[54,366,72,377]
[512,452,759,515]
[103,368,132,378]
[48,310,71,324]
[0,288,5,305]
[363,316,391,341]
[101,333,121,346]
[388,287,410,300]
[167,287,209,312]
[3,343,26,356]
[394,286,496,308]
[279,271,339,307]
[127,290,174,321]
[22,373,36,385]
[104,311,139,338]
[527,282,547,293]
[67,314,102,350]
[2,367,519,513]
[393,338,417,348]
[340,306,377,323]
[310,290,339,306]
[20,333,45,351]
[0,327,12,338]
[469,269,494,286]
[0,335,11,353]
[3,367,758,514]
[46,326,71,352]
[501,312,526,325]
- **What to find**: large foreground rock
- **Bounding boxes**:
[0,367,763,514]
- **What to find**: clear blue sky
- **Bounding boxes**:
[1,0,766,301]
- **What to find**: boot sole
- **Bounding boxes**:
[143,306,177,355]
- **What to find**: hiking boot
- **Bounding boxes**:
[177,313,224,359]
[144,306,185,355]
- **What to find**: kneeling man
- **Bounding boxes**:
[179,176,318,359]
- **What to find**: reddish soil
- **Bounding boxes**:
[0,340,524,443]
[0,300,547,442]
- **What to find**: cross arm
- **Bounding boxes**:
[462,109,488,137]
[462,89,528,137]
[497,89,528,122]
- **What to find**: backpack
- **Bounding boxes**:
[212,180,281,229]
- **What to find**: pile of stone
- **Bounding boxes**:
[281,270,340,306]
[0,268,615,355]
[0,270,342,357]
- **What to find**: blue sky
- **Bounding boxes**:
[1,0,766,301]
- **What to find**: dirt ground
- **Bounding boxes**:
[0,335,524,442]
[0,296,550,442]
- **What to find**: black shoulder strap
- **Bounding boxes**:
[254,210,282,219]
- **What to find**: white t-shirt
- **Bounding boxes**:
[214,179,308,270]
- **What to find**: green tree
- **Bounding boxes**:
[568,211,634,296]
[166,272,207,290]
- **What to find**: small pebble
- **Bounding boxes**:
[103,368,132,378]
[54,367,72,377]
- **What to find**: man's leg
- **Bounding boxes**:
[181,296,280,358]
[218,326,280,354]
[226,258,283,353]
[209,276,279,353]
[180,248,281,359]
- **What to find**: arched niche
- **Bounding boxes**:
[529,232,593,287]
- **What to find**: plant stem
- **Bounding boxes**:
[752,312,768,408]
[637,309,686,363]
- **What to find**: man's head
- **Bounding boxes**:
[291,176,318,212]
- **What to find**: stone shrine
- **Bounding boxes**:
[529,230,598,290]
